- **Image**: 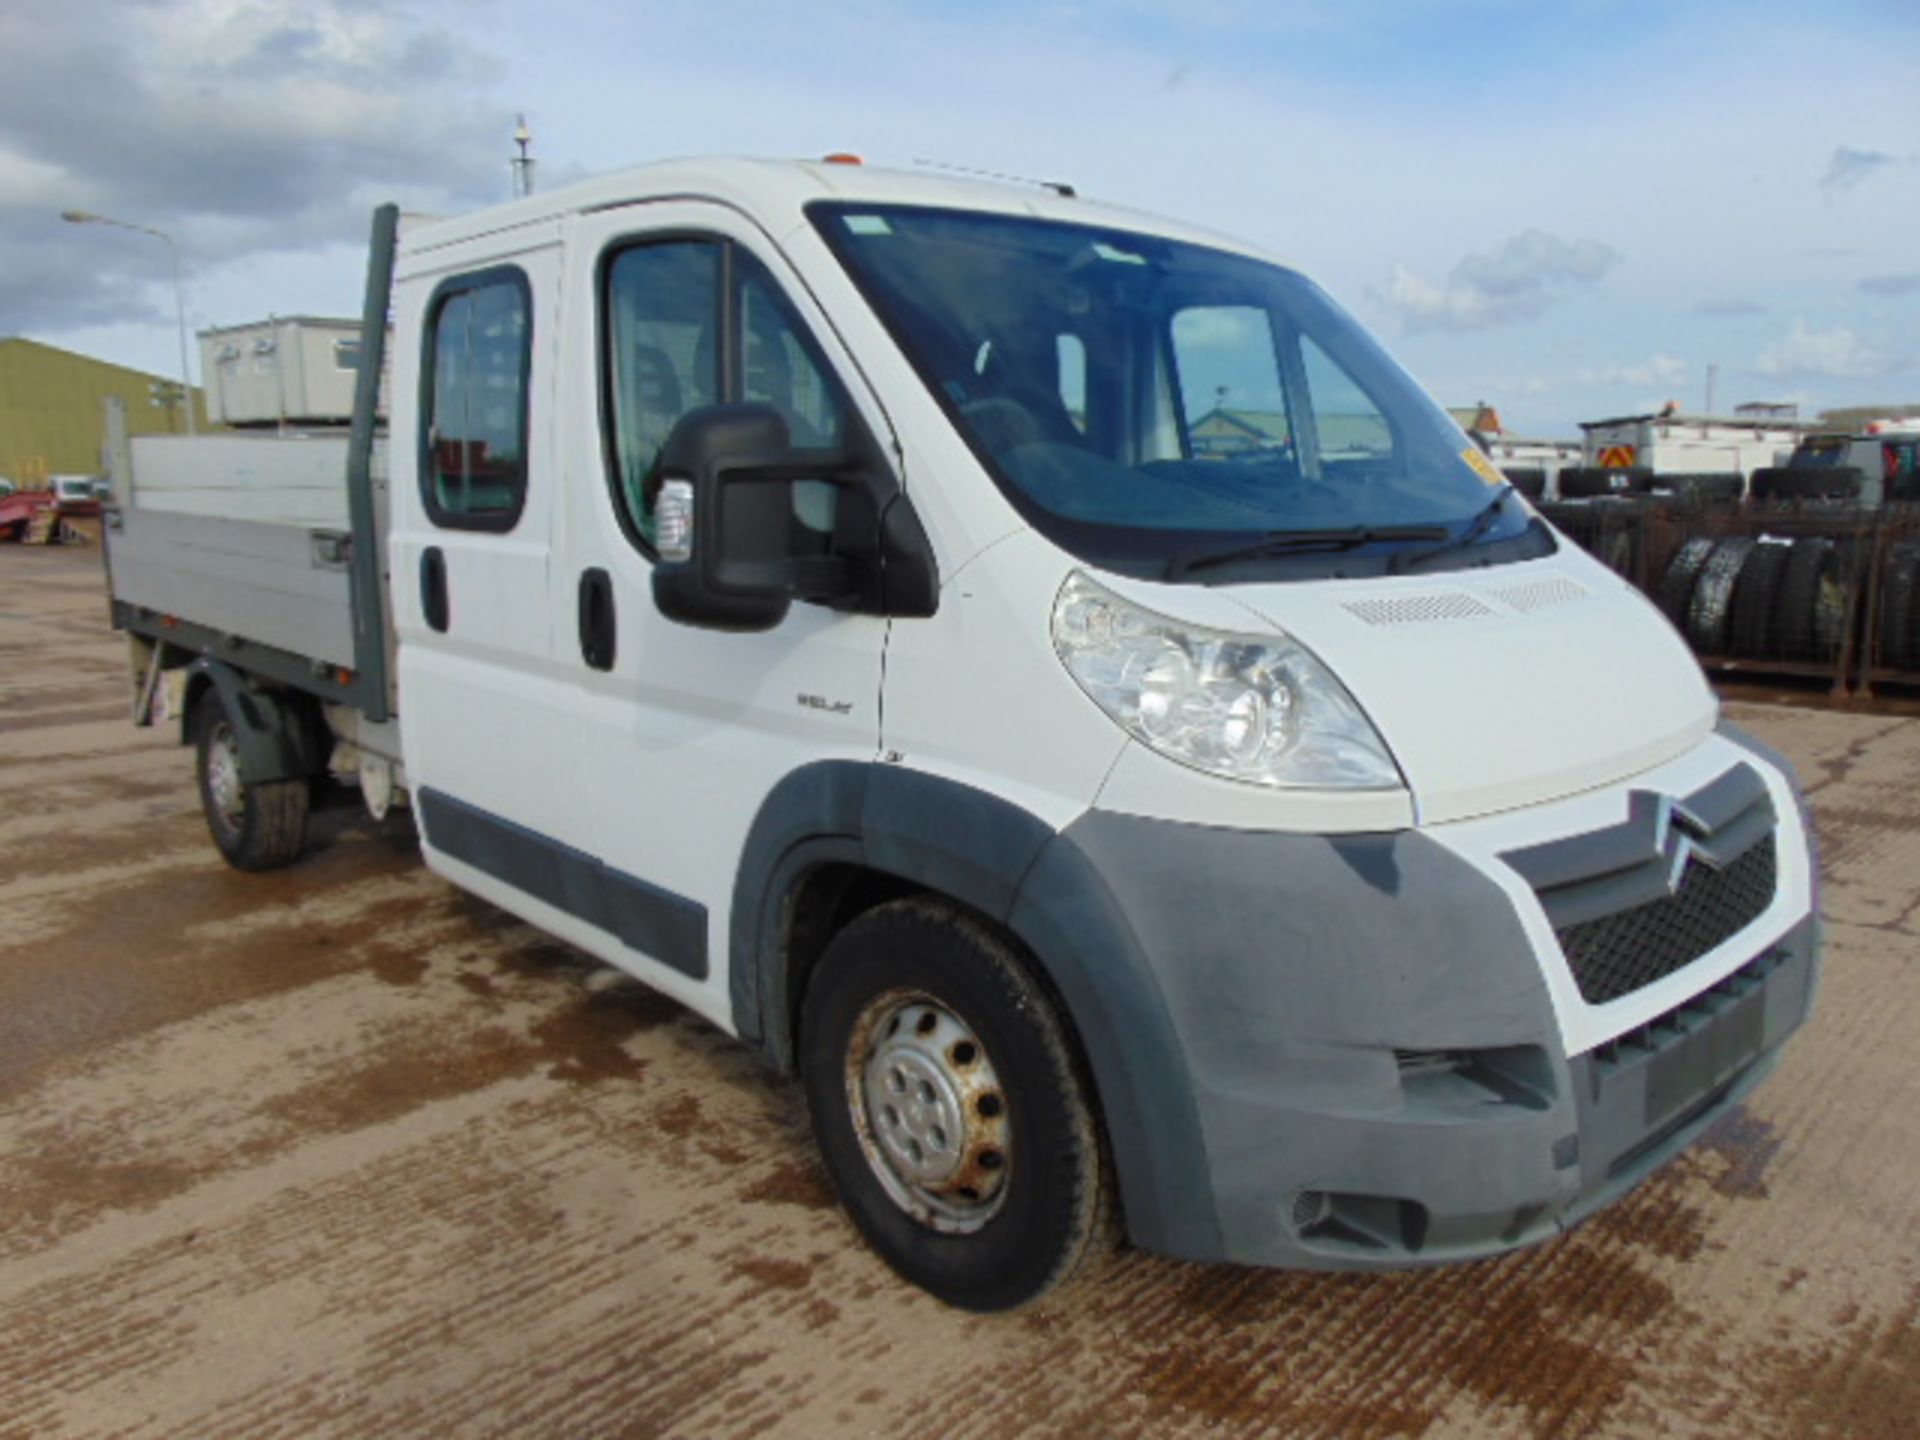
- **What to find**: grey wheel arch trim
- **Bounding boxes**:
[182,658,328,785]
[730,761,1223,1260]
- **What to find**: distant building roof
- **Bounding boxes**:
[1447,402,1503,435]
[198,316,362,337]
[1817,404,1920,432]
[1191,407,1290,442]
[1580,409,1816,432]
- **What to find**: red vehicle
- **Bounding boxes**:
[0,487,54,541]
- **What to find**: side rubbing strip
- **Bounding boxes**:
[418,788,708,979]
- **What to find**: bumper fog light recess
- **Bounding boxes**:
[1393,1044,1555,1112]
[1291,1188,1331,1233]
[1292,1191,1431,1255]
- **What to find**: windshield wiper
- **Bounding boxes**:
[1170,524,1448,581]
[1390,487,1516,574]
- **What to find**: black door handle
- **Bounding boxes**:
[421,547,449,633]
[578,567,616,670]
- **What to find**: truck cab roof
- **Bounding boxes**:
[399,154,1285,270]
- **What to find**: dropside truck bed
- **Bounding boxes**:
[102,207,403,851]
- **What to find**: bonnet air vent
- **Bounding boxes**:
[1342,593,1495,626]
[1488,577,1591,614]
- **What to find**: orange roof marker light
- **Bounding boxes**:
[821,153,864,166]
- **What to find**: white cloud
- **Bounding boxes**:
[1377,229,1619,333]
[1819,145,1899,192]
[1754,321,1901,379]
[0,0,504,332]
[1580,354,1689,389]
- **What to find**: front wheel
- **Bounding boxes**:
[193,692,310,872]
[799,899,1110,1311]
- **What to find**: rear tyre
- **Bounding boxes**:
[1774,538,1844,663]
[1878,542,1920,671]
[1658,537,1716,629]
[193,692,310,871]
[1728,540,1792,659]
[799,898,1110,1312]
[1686,537,1755,656]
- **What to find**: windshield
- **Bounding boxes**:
[813,203,1548,582]
[1789,437,1851,468]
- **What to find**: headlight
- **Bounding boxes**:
[1051,572,1402,790]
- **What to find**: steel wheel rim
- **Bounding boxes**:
[844,989,1010,1233]
[205,721,246,834]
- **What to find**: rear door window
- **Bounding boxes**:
[422,268,532,530]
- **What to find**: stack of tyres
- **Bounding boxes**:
[1878,541,1920,672]
[1656,534,1849,662]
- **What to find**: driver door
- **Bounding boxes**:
[552,202,894,1027]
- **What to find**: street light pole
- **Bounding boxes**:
[60,209,197,435]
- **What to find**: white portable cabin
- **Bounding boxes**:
[1578,409,1810,477]
[199,316,389,427]
[1480,433,1580,485]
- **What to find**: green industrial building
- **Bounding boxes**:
[0,337,208,487]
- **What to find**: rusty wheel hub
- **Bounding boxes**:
[847,992,1009,1233]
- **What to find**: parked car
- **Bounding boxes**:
[48,474,107,516]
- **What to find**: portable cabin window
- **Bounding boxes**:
[421,268,532,530]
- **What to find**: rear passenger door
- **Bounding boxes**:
[391,226,595,894]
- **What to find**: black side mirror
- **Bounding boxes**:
[650,402,941,632]
[651,404,814,632]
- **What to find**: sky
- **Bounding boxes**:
[3,0,1916,439]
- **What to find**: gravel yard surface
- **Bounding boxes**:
[2,541,1915,1438]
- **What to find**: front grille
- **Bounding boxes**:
[1556,836,1777,1005]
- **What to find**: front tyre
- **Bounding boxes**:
[193,692,310,872]
[800,898,1110,1311]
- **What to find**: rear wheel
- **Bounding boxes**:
[193,692,311,871]
[799,898,1110,1311]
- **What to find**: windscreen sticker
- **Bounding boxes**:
[1460,446,1506,486]
[843,214,893,236]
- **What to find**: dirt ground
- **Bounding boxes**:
[2,539,1916,1439]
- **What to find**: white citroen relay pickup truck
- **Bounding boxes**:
[105,157,1818,1311]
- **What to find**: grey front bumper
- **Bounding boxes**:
[1007,806,1818,1270]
